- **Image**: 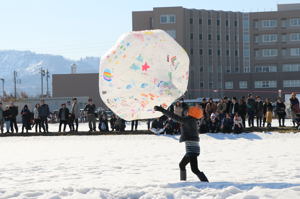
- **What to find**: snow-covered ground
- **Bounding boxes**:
[0,132,300,199]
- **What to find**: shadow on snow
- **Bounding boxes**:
[205,133,262,140]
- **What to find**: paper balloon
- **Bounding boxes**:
[99,29,189,121]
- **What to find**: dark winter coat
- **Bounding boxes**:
[222,117,233,132]
[21,108,32,129]
[229,103,239,115]
[275,102,286,117]
[84,104,96,115]
[3,109,11,121]
[290,97,300,113]
[38,104,50,118]
[247,98,256,114]
[238,102,247,117]
[158,108,199,143]
[255,101,264,117]
[9,106,18,118]
[263,103,273,113]
[58,107,70,121]
[151,119,164,129]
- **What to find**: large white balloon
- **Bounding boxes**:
[99,29,189,121]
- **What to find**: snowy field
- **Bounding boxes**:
[0,132,300,199]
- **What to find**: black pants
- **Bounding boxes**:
[59,120,67,132]
[10,117,18,133]
[131,120,138,131]
[240,114,246,129]
[248,114,254,127]
[179,154,208,182]
[40,117,48,133]
[34,119,41,132]
[278,117,285,127]
[256,116,263,127]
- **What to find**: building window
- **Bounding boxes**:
[190,48,193,55]
[200,67,203,72]
[165,30,176,39]
[160,15,176,24]
[226,35,229,41]
[199,34,202,40]
[200,81,204,88]
[217,19,220,26]
[208,49,212,55]
[255,81,277,88]
[234,20,238,27]
[262,34,278,42]
[226,20,229,27]
[226,50,230,56]
[239,81,247,89]
[217,34,220,41]
[262,20,277,28]
[284,80,300,87]
[199,49,203,55]
[255,65,277,72]
[190,33,193,40]
[235,50,238,56]
[208,34,212,40]
[208,19,211,25]
[290,18,300,26]
[190,18,193,24]
[225,81,233,89]
[217,49,221,56]
[290,33,300,41]
[199,18,202,24]
[291,48,300,56]
[262,49,278,57]
[209,81,213,89]
[283,64,300,72]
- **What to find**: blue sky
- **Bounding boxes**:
[0,0,296,60]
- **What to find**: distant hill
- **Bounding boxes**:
[0,50,100,96]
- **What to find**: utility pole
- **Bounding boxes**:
[13,71,17,98]
[0,78,4,98]
[40,68,45,97]
[46,70,50,97]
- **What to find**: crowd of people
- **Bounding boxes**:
[150,92,300,134]
[0,92,299,134]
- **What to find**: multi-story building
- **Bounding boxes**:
[132,3,300,99]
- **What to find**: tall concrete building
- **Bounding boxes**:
[132,4,300,99]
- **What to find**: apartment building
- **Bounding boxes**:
[132,4,300,99]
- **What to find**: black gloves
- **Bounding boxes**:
[154,106,164,112]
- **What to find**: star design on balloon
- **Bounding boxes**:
[142,62,150,71]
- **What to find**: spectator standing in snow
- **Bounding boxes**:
[110,114,117,131]
[229,97,239,117]
[217,99,227,121]
[84,98,96,132]
[154,105,209,182]
[290,92,300,127]
[247,94,256,127]
[239,97,247,128]
[255,96,264,127]
[131,120,138,131]
[33,103,41,133]
[58,103,69,132]
[38,99,50,133]
[275,98,286,127]
[9,102,18,133]
[21,105,32,133]
[71,98,80,132]
[99,114,109,132]
[205,98,217,118]
[3,105,11,133]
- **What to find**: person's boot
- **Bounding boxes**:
[180,170,186,181]
[197,171,209,182]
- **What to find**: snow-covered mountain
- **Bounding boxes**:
[0,50,100,96]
